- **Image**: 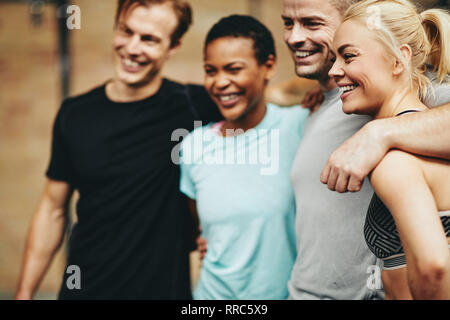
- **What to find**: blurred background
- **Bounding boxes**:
[0,0,448,300]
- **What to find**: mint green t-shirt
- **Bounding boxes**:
[180,103,309,299]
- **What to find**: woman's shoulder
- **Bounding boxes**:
[266,103,309,128]
[379,149,421,164]
[371,150,423,187]
[375,150,448,175]
[267,103,308,116]
[372,150,450,207]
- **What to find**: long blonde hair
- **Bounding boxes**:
[343,0,449,100]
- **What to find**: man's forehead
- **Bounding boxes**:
[283,0,338,19]
[119,4,177,34]
[126,3,175,19]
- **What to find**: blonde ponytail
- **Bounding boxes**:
[421,9,450,83]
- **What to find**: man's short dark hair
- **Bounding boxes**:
[204,15,276,65]
[115,0,192,47]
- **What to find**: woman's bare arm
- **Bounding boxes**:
[371,150,450,299]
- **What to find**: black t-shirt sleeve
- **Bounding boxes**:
[46,101,75,184]
[185,84,223,123]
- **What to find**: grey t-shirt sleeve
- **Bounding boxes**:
[423,71,450,108]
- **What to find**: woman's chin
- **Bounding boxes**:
[219,108,245,122]
[342,103,356,115]
[342,101,370,115]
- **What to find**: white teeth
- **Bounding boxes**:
[339,84,359,94]
[219,94,239,102]
[295,51,314,58]
[124,58,139,67]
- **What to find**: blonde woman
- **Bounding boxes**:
[328,0,450,299]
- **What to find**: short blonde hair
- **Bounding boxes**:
[343,0,449,100]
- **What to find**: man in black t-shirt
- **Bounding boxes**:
[15,0,221,299]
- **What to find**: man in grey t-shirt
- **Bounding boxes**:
[282,0,450,299]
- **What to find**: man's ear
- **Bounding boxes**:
[393,44,412,76]
[263,54,277,81]
[168,39,182,58]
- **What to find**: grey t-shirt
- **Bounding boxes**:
[289,80,450,300]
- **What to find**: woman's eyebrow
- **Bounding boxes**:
[338,44,357,55]
[224,61,246,67]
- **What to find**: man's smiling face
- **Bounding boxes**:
[282,0,342,82]
[112,2,179,87]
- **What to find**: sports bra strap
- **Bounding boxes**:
[395,109,421,117]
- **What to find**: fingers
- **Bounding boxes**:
[196,236,207,260]
[326,166,339,191]
[310,102,321,115]
[334,171,350,193]
[320,122,387,194]
[321,158,357,193]
[302,88,324,110]
[321,157,338,191]
[309,92,319,108]
[301,92,313,110]
[322,162,365,193]
[320,161,331,185]
[318,91,325,104]
[348,174,364,193]
[200,249,207,260]
[306,90,324,114]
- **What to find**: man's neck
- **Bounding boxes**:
[319,76,337,93]
[106,75,163,103]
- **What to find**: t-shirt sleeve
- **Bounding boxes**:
[179,135,197,200]
[280,104,310,138]
[46,101,75,184]
[423,71,450,108]
[185,84,223,123]
[424,82,450,108]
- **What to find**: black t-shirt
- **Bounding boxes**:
[47,79,222,299]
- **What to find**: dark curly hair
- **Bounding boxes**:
[204,15,277,65]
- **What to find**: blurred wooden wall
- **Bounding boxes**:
[0,0,299,299]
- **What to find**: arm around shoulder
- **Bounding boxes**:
[381,103,450,159]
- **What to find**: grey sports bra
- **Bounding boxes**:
[364,109,450,270]
[364,194,450,270]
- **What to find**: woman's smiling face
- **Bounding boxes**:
[329,19,398,116]
[204,36,274,122]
